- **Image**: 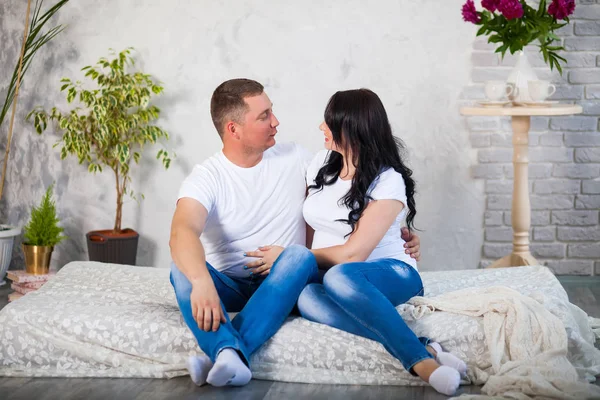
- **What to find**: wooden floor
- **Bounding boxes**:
[0,276,598,400]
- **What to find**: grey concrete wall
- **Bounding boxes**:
[4,1,593,274]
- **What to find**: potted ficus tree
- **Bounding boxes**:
[22,184,67,274]
[27,48,172,265]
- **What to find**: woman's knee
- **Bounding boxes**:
[322,264,361,300]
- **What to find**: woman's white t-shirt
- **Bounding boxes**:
[302,150,417,270]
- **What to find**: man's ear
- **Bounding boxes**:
[225,121,240,140]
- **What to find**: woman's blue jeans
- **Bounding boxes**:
[170,244,318,366]
[297,258,432,375]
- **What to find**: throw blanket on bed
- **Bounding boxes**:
[400,286,600,400]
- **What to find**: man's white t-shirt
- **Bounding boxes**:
[177,142,313,278]
[303,150,418,270]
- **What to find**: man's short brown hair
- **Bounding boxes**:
[210,78,264,137]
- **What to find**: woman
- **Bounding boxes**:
[251,89,467,395]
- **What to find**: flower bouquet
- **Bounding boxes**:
[462,0,575,74]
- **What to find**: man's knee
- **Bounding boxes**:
[274,245,317,277]
[170,261,219,285]
[283,244,312,258]
[297,283,322,317]
[170,262,184,283]
[170,262,191,296]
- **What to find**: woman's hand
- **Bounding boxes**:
[401,227,421,261]
[244,245,285,276]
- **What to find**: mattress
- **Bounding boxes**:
[0,262,598,386]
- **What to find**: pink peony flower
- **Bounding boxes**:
[498,0,524,20]
[462,0,481,23]
[548,0,575,20]
[482,0,500,12]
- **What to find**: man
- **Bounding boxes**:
[169,78,421,387]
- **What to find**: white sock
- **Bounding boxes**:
[206,348,252,387]
[430,341,468,377]
[428,365,461,396]
[186,355,213,386]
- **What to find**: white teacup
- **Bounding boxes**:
[528,80,556,102]
[484,81,515,101]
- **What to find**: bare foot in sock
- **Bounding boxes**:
[428,365,461,396]
[206,348,252,387]
[429,342,468,377]
[186,355,213,386]
[413,358,460,396]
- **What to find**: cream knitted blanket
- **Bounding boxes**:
[401,286,600,399]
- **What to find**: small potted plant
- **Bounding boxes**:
[22,184,67,275]
[27,48,172,265]
[0,0,68,285]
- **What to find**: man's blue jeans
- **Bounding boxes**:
[170,244,318,366]
[297,258,433,375]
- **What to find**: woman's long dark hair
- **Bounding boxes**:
[308,89,416,236]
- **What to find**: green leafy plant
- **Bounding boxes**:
[461,0,575,74]
[23,184,67,246]
[0,0,69,212]
[27,48,172,233]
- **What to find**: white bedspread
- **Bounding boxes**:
[0,262,598,395]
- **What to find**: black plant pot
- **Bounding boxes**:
[86,228,139,265]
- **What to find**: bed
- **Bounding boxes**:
[0,261,598,388]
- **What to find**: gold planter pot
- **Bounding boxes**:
[22,244,53,275]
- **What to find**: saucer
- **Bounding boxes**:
[514,100,559,108]
[477,100,511,108]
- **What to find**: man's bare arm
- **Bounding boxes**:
[170,198,226,332]
[169,198,211,283]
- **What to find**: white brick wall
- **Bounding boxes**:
[465,0,600,275]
